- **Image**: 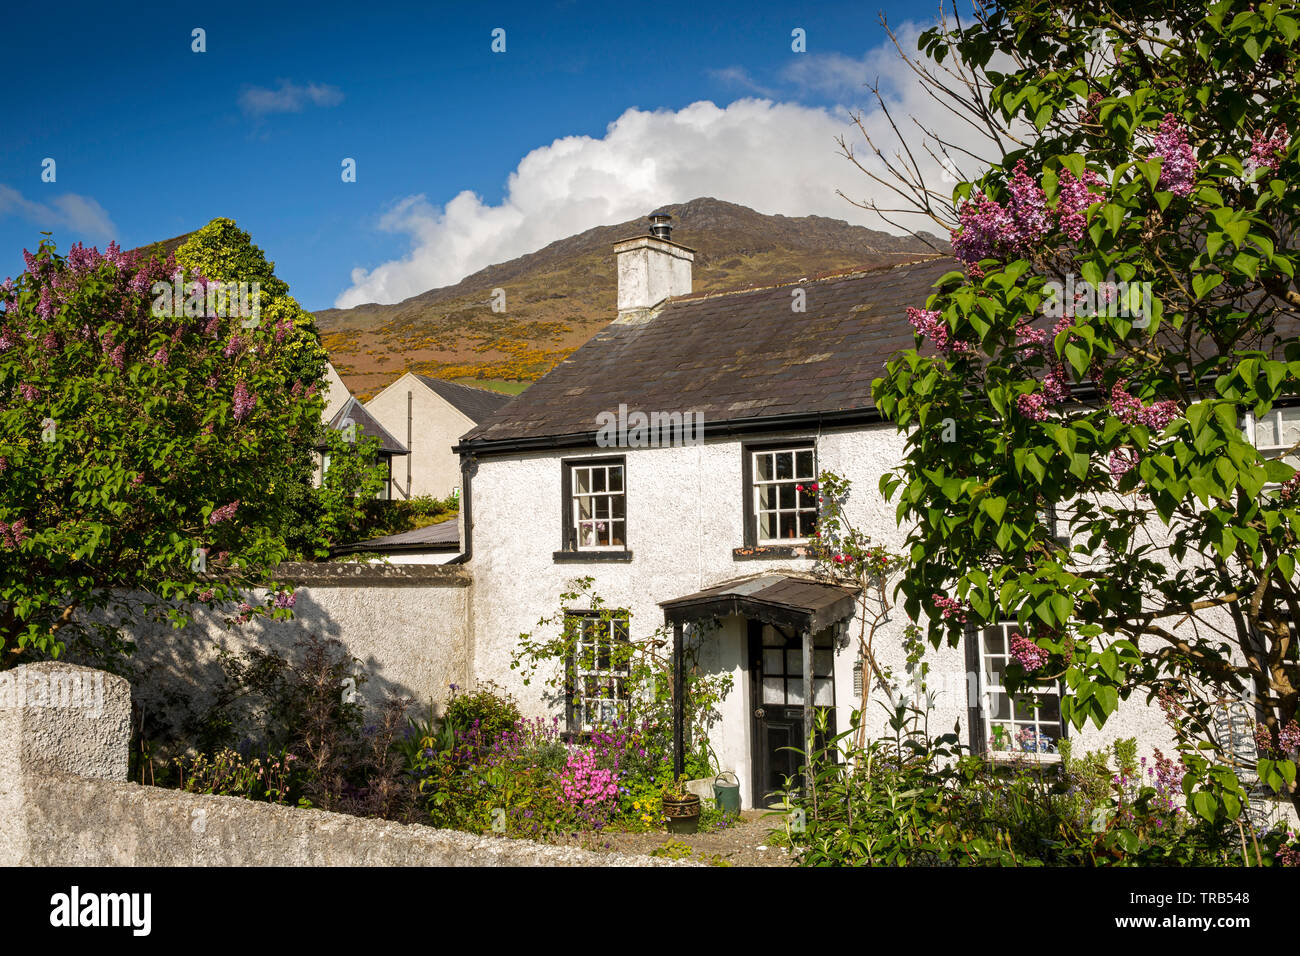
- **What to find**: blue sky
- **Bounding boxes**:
[2,0,945,311]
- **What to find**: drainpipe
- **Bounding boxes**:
[449,452,474,565]
[406,389,413,497]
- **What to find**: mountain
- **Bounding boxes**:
[313,197,947,399]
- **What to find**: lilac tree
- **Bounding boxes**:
[862,2,1300,820]
[0,236,325,666]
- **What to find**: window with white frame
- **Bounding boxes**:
[565,613,630,732]
[566,459,626,550]
[974,622,1064,754]
[1247,405,1300,472]
[751,445,817,543]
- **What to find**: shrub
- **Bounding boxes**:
[442,682,521,743]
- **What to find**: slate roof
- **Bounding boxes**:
[322,397,409,455]
[331,519,459,556]
[460,257,956,447]
[413,376,515,423]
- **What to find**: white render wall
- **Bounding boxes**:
[467,424,1184,808]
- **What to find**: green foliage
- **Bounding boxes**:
[0,231,325,667]
[442,681,522,741]
[141,635,418,821]
[871,0,1300,822]
[510,576,733,767]
[786,698,1283,866]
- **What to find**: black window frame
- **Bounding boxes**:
[557,454,630,560]
[741,439,818,548]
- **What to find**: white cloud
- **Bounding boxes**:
[335,22,990,309]
[0,185,116,240]
[239,80,343,116]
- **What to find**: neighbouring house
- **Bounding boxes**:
[321,360,351,424]
[316,396,409,500]
[448,213,1300,810]
[364,374,514,501]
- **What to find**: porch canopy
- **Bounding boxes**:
[659,574,859,779]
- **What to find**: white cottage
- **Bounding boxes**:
[451,215,1297,809]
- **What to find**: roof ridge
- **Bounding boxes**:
[666,254,951,305]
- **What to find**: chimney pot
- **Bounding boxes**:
[648,213,673,241]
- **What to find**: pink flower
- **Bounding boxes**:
[1151,114,1198,197]
[223,335,246,359]
[1109,448,1138,477]
[933,593,968,624]
[18,383,40,402]
[1017,393,1049,421]
[1109,380,1180,430]
[1054,167,1105,241]
[1010,632,1050,672]
[0,519,29,548]
[908,307,973,354]
[209,501,239,525]
[151,347,169,367]
[1005,160,1049,243]
[1249,124,1288,172]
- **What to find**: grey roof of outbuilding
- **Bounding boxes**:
[331,519,460,556]
[323,397,409,455]
[413,376,515,423]
[459,257,956,446]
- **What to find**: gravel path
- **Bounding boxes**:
[551,810,797,867]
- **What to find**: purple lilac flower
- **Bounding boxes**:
[1249,124,1288,172]
[232,380,256,422]
[1151,114,1198,197]
[209,501,239,525]
[1010,632,1050,672]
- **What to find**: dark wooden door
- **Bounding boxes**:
[748,621,836,807]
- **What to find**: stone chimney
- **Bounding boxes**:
[614,213,694,320]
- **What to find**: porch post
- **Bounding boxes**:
[672,620,685,780]
[801,627,813,795]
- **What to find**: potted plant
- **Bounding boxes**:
[661,774,701,834]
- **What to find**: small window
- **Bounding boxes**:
[971,622,1065,754]
[1247,405,1300,472]
[748,445,817,544]
[565,613,630,733]
[563,458,626,551]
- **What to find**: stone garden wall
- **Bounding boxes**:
[0,662,678,867]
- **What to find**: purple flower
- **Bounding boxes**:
[1249,124,1288,172]
[232,380,256,422]
[1010,633,1050,672]
[907,307,972,355]
[209,500,239,525]
[1151,114,1198,197]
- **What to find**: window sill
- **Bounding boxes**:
[553,550,633,563]
[732,544,812,561]
[982,750,1062,767]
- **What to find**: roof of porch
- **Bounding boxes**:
[659,572,858,633]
